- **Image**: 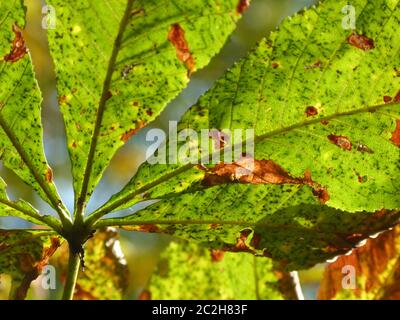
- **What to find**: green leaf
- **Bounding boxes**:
[46,0,246,211]
[54,228,129,300]
[0,177,61,230]
[0,229,61,300]
[143,241,293,300]
[91,0,400,269]
[93,0,400,219]
[318,225,400,300]
[98,201,400,269]
[0,1,67,218]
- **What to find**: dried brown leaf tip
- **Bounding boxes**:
[168,23,195,75]
[327,134,352,151]
[347,31,374,51]
[236,0,250,14]
[3,24,28,63]
[390,119,400,147]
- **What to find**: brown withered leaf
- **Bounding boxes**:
[168,23,196,74]
[318,225,400,300]
[202,157,329,203]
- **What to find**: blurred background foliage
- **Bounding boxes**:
[0,0,325,299]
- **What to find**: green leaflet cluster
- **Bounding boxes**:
[93,0,400,269]
[46,0,245,211]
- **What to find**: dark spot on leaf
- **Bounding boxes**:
[390,120,400,147]
[3,24,28,63]
[321,120,329,125]
[167,23,195,75]
[383,96,392,103]
[394,90,400,103]
[146,109,153,116]
[210,249,224,262]
[45,167,53,183]
[312,187,330,204]
[347,31,374,51]
[132,101,139,107]
[305,106,318,117]
[236,0,250,14]
[71,141,77,149]
[328,134,352,151]
[271,62,279,69]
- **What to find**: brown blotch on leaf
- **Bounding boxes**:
[312,187,330,204]
[120,121,145,142]
[271,62,279,69]
[132,101,140,107]
[328,134,352,151]
[236,0,250,14]
[58,95,68,105]
[45,167,53,183]
[321,120,329,126]
[202,157,305,187]
[210,249,225,262]
[394,90,400,103]
[347,31,374,51]
[203,157,329,204]
[146,109,153,116]
[384,96,392,103]
[3,24,28,63]
[209,223,221,229]
[167,23,195,75]
[71,141,77,149]
[304,60,323,70]
[390,119,400,147]
[223,229,255,254]
[305,106,318,117]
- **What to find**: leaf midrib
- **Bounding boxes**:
[0,112,70,226]
[76,0,135,220]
